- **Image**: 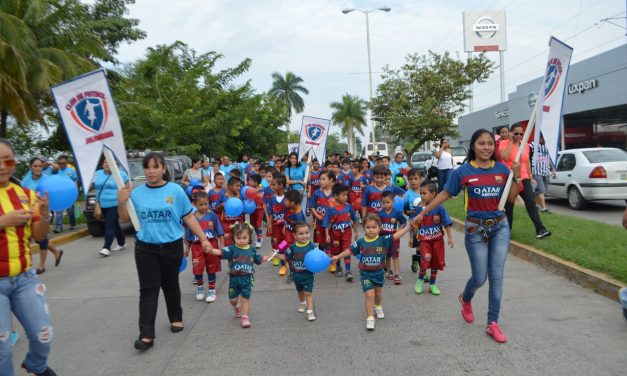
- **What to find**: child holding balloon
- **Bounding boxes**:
[221,177,245,246]
[265,174,288,276]
[283,189,306,283]
[331,214,412,331]
[322,183,358,281]
[246,174,265,249]
[208,172,226,217]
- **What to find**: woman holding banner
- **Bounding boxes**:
[286,152,308,210]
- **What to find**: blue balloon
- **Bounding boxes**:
[179,257,187,273]
[190,179,200,187]
[304,248,332,273]
[243,199,256,215]
[36,174,78,211]
[224,198,244,217]
[393,196,404,212]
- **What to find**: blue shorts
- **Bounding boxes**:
[293,271,315,293]
[228,274,253,300]
[359,269,385,292]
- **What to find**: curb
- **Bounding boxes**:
[31,228,90,254]
[450,218,624,303]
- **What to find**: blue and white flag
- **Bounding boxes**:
[298,115,330,162]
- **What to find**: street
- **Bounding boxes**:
[545,197,626,226]
[9,225,627,376]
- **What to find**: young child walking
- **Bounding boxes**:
[378,191,407,285]
[221,176,245,246]
[185,191,224,302]
[208,172,227,219]
[332,214,411,330]
[208,223,270,328]
[413,181,454,295]
[349,163,368,223]
[403,168,424,274]
[310,171,335,263]
[322,183,358,281]
[283,189,306,283]
[265,174,288,276]
[361,165,405,218]
[247,174,265,249]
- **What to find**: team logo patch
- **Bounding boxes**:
[376,247,384,254]
[495,176,503,184]
[165,196,174,204]
[66,92,109,133]
[18,195,29,205]
[544,58,563,100]
[391,218,397,223]
[305,123,325,142]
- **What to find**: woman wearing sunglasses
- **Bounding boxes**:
[499,124,551,239]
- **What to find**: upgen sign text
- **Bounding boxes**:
[567,79,597,95]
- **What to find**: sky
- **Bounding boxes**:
[114,0,627,146]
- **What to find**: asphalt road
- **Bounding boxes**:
[544,197,626,226]
[10,226,627,376]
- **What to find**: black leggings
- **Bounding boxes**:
[504,179,546,233]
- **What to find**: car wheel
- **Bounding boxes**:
[87,221,105,237]
[567,186,587,210]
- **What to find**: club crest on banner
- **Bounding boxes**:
[298,116,331,162]
[305,123,325,144]
[66,93,109,133]
[543,58,563,101]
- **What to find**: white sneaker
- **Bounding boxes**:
[307,310,316,321]
[111,244,126,251]
[255,241,262,249]
[99,248,110,257]
[297,301,307,313]
[195,286,204,301]
[374,306,385,319]
[366,317,375,330]
[205,289,217,303]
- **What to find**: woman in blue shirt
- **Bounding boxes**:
[286,152,308,210]
[117,153,213,351]
[95,160,128,257]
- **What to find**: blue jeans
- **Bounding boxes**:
[0,269,53,375]
[54,204,75,231]
[462,218,510,324]
[437,169,452,193]
[102,206,125,250]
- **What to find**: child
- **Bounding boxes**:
[221,176,245,246]
[247,174,265,249]
[307,159,322,215]
[378,191,407,284]
[208,223,269,328]
[278,221,317,321]
[338,158,353,187]
[361,158,373,184]
[349,163,368,222]
[283,189,306,282]
[332,214,411,330]
[310,171,336,266]
[265,174,288,276]
[403,168,424,274]
[184,191,225,302]
[330,161,341,177]
[413,181,454,295]
[361,165,405,219]
[322,184,358,281]
[208,172,227,218]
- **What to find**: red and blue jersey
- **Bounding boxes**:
[377,208,407,235]
[444,161,510,219]
[266,195,286,225]
[322,203,356,231]
[185,211,224,242]
[208,188,226,217]
[338,170,353,187]
[285,206,306,233]
[361,184,406,213]
[415,205,452,241]
[310,189,333,226]
[349,175,368,198]
[362,169,373,184]
[308,169,322,192]
[262,186,274,206]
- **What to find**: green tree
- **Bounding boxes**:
[268,71,309,136]
[325,133,348,156]
[330,94,366,156]
[371,51,494,158]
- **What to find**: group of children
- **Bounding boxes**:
[182,156,455,330]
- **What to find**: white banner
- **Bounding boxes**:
[533,37,573,166]
[51,69,129,194]
[287,143,299,155]
[297,116,330,162]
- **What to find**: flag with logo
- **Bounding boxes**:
[533,37,573,166]
[297,116,330,162]
[51,69,129,194]
[287,143,299,155]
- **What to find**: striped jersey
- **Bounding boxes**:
[0,183,36,277]
[414,205,452,241]
[532,143,552,176]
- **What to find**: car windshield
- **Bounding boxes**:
[451,146,467,157]
[377,144,387,151]
[582,149,627,163]
[412,153,431,162]
[128,160,145,180]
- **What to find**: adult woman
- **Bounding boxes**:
[0,139,56,375]
[434,138,453,193]
[285,152,308,210]
[207,161,222,190]
[182,157,209,187]
[21,157,63,274]
[414,129,521,343]
[95,160,128,257]
[117,153,212,351]
[499,124,551,239]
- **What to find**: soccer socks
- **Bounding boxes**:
[344,257,351,272]
[194,274,204,286]
[415,249,421,265]
[208,273,216,290]
[429,269,438,285]
[281,259,286,267]
[255,229,262,242]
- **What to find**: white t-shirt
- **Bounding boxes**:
[436,148,453,169]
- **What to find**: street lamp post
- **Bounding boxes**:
[342,6,391,154]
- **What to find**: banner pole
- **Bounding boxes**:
[303,150,313,186]
[103,148,141,231]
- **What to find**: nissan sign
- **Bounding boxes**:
[473,17,499,39]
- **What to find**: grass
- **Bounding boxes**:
[443,197,627,285]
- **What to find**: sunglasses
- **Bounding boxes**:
[513,133,524,136]
[0,158,16,168]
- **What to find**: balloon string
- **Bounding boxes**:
[266,250,279,263]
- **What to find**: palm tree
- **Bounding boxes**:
[268,71,309,134]
[330,94,367,155]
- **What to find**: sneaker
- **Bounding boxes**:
[272,257,280,266]
[386,270,394,280]
[330,263,337,273]
[394,274,402,285]
[415,279,424,294]
[423,271,430,282]
[99,248,110,257]
[459,294,474,323]
[374,306,385,319]
[255,241,262,249]
[53,229,61,234]
[279,265,287,276]
[205,289,217,303]
[345,271,354,282]
[366,317,375,330]
[335,265,343,277]
[411,254,419,273]
[195,286,205,301]
[234,306,242,318]
[111,244,126,251]
[298,301,307,313]
[307,310,316,321]
[541,207,551,213]
[536,229,552,239]
[22,363,58,376]
[429,284,441,295]
[486,321,507,343]
[241,315,251,328]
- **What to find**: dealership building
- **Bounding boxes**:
[458,44,627,150]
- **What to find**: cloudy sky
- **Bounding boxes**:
[115,0,626,144]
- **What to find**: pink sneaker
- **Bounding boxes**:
[486,322,507,343]
[240,315,251,328]
[233,306,242,318]
[459,294,474,323]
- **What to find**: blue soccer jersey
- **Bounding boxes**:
[350,235,394,271]
[361,185,405,213]
[416,205,452,241]
[377,208,406,235]
[94,169,129,209]
[266,194,287,224]
[322,203,356,231]
[221,244,263,275]
[285,241,315,272]
[338,170,353,187]
[185,211,224,242]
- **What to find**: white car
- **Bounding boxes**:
[424,146,468,179]
[547,147,627,209]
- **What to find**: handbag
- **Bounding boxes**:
[94,174,111,220]
[427,156,439,180]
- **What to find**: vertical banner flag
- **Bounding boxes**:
[298,116,330,162]
[533,37,573,166]
[287,143,299,155]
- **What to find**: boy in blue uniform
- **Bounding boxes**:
[338,158,353,187]
[403,168,424,273]
[322,183,358,281]
[332,214,411,330]
[361,165,405,218]
[378,191,407,285]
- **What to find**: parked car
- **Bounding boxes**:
[423,146,468,180]
[84,154,192,237]
[410,151,432,176]
[547,147,627,209]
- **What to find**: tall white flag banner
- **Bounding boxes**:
[287,143,299,155]
[51,69,129,194]
[298,116,330,162]
[533,37,573,167]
